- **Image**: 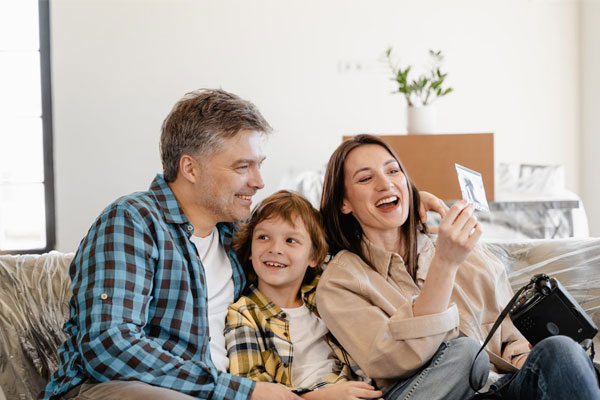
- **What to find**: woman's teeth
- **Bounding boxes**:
[376,196,398,207]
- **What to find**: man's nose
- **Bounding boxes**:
[249,165,264,190]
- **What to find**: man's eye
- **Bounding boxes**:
[237,165,249,171]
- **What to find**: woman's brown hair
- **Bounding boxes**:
[234,190,328,286]
[320,134,427,282]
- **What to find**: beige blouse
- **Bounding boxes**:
[315,233,530,390]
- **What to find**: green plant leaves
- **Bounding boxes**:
[384,48,453,106]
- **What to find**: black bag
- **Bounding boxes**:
[469,274,598,399]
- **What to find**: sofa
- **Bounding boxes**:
[1,239,599,400]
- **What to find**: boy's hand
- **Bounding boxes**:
[252,382,302,399]
[301,381,383,400]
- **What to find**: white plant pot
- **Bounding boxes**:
[407,105,437,134]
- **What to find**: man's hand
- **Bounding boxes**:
[300,382,383,400]
[251,382,302,400]
[418,191,449,233]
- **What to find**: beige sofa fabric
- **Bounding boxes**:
[0,239,599,399]
[0,251,73,400]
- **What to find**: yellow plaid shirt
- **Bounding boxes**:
[225,275,366,394]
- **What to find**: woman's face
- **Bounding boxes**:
[341,144,410,239]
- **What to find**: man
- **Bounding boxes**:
[41,89,301,399]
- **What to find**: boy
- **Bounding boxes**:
[225,190,382,400]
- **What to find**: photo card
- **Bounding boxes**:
[455,163,490,212]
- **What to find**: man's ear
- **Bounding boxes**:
[340,199,353,215]
[178,155,199,184]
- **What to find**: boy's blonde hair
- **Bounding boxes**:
[234,190,328,286]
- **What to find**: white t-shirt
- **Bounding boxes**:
[281,304,337,388]
[191,227,234,372]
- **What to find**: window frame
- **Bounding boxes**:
[1,0,55,255]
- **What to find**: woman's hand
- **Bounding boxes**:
[300,382,383,400]
[514,353,528,369]
[413,201,481,316]
[434,200,481,268]
[418,191,449,233]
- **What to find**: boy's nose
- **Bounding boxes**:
[268,242,283,254]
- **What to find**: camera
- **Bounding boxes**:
[509,274,598,346]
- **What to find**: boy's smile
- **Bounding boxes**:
[251,216,317,308]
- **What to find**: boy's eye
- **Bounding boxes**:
[286,238,298,244]
[388,168,399,174]
[358,176,371,183]
[256,234,268,240]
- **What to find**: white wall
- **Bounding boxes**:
[581,0,600,236]
[51,0,582,251]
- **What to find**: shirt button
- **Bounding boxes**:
[100,293,108,300]
[281,313,287,319]
[283,332,288,337]
[187,225,193,231]
[283,363,289,368]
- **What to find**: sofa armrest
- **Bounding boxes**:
[0,251,74,400]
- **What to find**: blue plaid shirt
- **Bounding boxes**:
[41,174,255,399]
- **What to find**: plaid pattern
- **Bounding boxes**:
[225,275,367,394]
[40,174,255,400]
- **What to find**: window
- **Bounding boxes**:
[0,0,54,254]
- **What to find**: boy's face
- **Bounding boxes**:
[251,215,316,298]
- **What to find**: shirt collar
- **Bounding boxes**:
[149,174,189,225]
[246,275,320,320]
[149,174,236,241]
[360,233,433,277]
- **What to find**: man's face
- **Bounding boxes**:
[194,130,266,224]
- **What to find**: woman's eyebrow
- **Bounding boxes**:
[352,159,398,178]
[352,167,371,178]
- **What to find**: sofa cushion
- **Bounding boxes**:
[0,251,73,400]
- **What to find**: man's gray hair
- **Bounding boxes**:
[160,89,272,182]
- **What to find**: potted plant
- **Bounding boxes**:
[385,48,453,134]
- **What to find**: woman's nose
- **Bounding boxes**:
[375,175,392,191]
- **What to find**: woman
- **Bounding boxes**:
[316,134,599,400]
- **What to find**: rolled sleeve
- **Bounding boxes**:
[389,303,460,340]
